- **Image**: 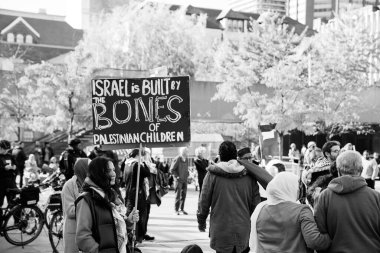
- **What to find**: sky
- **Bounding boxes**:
[0,0,229,29]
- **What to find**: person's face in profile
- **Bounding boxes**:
[240,153,253,161]
[107,161,116,185]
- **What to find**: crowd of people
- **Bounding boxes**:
[2,136,380,253]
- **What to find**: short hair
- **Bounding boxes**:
[237,147,251,159]
[363,150,369,155]
[272,163,286,172]
[179,147,188,156]
[322,141,340,158]
[0,140,11,150]
[195,146,206,157]
[336,150,363,176]
[219,141,237,162]
[129,148,146,158]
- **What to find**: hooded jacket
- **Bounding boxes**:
[315,175,380,253]
[198,160,260,253]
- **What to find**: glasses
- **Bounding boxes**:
[241,156,253,160]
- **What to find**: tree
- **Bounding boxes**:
[213,13,308,159]
[276,8,380,140]
[75,1,214,78]
[22,51,92,141]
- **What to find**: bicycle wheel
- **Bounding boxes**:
[44,207,53,229]
[48,211,64,253]
[3,205,44,246]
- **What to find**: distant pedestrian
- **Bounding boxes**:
[62,158,90,253]
[198,141,260,253]
[288,143,300,163]
[315,150,380,252]
[250,172,331,253]
[59,138,87,180]
[76,157,139,253]
[0,140,17,209]
[12,141,27,187]
[170,147,190,215]
[361,150,378,189]
[194,146,209,193]
[42,142,54,165]
[34,141,43,168]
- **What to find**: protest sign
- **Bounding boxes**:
[91,76,190,147]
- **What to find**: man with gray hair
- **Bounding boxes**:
[315,150,380,253]
[170,147,190,215]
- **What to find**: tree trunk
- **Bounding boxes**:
[278,131,283,160]
[67,91,75,143]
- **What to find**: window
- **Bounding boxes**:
[7,33,14,42]
[25,34,33,44]
[16,34,24,43]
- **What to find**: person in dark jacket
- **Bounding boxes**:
[124,149,150,244]
[41,142,54,165]
[59,138,87,180]
[198,141,260,253]
[193,146,209,193]
[170,147,190,215]
[12,141,27,187]
[0,140,17,209]
[315,150,380,253]
[75,157,139,253]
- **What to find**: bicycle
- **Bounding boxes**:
[48,208,63,253]
[0,184,44,247]
[41,171,65,229]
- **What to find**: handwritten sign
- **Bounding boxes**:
[92,76,190,146]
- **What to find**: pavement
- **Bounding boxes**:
[0,185,213,253]
[1,181,380,253]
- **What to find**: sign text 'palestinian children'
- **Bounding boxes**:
[91,76,190,145]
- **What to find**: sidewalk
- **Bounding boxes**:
[0,185,212,253]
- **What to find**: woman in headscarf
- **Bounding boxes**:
[250,172,331,253]
[76,157,139,253]
[61,158,91,253]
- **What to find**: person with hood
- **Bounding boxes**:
[59,138,87,180]
[315,150,380,253]
[250,172,331,253]
[197,141,260,253]
[76,157,139,253]
[62,158,91,253]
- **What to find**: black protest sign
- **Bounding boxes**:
[92,76,190,147]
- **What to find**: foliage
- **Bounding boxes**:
[213,13,307,134]
[76,1,214,78]
[21,52,92,139]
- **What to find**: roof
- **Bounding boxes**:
[0,9,83,48]
[169,5,315,36]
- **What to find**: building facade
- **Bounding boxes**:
[288,0,379,29]
[228,0,287,14]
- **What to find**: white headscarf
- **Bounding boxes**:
[250,172,299,253]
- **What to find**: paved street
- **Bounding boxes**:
[0,185,213,253]
[1,181,380,253]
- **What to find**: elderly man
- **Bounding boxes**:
[170,147,190,215]
[314,150,380,253]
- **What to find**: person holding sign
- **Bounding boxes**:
[170,147,190,215]
[123,149,151,244]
